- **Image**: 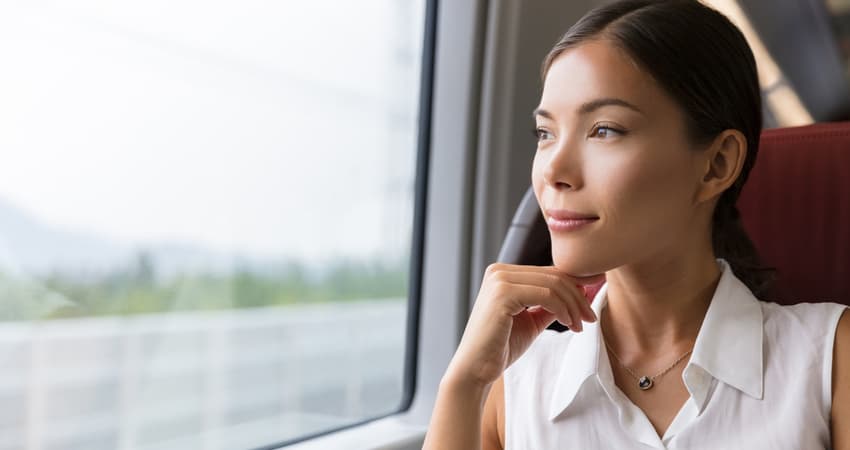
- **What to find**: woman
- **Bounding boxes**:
[422,0,849,449]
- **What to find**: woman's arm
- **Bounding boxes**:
[421,263,597,449]
[422,370,492,450]
[481,374,505,450]
[832,309,850,449]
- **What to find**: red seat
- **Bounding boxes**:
[738,121,850,306]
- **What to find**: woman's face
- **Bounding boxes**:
[532,40,709,277]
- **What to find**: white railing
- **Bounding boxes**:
[0,299,407,450]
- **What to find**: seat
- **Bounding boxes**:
[497,121,850,331]
[737,121,850,305]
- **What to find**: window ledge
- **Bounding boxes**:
[284,414,427,450]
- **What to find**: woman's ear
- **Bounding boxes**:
[695,129,747,204]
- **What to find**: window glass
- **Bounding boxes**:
[703,0,815,127]
[825,0,850,66]
[0,0,425,448]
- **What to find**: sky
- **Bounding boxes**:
[0,0,424,266]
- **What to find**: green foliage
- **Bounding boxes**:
[1,256,409,321]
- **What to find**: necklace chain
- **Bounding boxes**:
[601,327,693,390]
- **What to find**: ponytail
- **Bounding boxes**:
[712,195,775,297]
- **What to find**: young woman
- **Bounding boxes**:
[423,1,850,448]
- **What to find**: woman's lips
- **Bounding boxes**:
[546,216,598,232]
[544,209,599,232]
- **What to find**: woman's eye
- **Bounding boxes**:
[532,127,554,141]
[590,125,623,139]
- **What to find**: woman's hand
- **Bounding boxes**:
[444,263,605,389]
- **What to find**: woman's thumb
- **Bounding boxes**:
[524,306,558,332]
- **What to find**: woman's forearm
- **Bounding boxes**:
[422,372,492,450]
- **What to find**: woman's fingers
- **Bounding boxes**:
[486,262,606,292]
[445,263,603,387]
[485,267,598,331]
[497,282,576,329]
[512,269,597,323]
[487,262,598,278]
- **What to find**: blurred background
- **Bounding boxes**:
[0,0,847,449]
[0,1,423,448]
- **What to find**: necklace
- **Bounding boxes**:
[601,328,693,391]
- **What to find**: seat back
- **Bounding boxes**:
[498,121,850,310]
[738,121,850,305]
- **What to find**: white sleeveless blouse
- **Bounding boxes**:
[503,259,848,449]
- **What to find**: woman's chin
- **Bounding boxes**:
[551,254,608,283]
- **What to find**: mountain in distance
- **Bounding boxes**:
[0,196,258,279]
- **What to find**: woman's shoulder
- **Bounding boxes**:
[759,299,848,324]
[831,308,850,446]
[759,299,848,352]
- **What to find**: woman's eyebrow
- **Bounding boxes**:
[532,97,645,120]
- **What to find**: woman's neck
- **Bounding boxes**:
[601,251,722,357]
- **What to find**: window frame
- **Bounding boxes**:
[281,0,495,447]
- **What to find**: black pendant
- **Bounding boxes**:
[638,376,653,390]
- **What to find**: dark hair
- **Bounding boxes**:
[541,0,775,297]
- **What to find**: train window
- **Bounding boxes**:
[829,0,850,62]
[707,0,850,126]
[0,0,426,448]
[703,0,814,126]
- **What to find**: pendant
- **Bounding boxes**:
[638,376,653,390]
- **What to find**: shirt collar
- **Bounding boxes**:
[548,258,764,422]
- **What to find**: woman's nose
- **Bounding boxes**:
[542,138,582,190]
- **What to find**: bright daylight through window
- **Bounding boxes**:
[0,1,426,448]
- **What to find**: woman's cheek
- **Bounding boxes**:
[605,158,690,246]
[530,152,548,202]
[531,148,549,184]
[533,148,662,265]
